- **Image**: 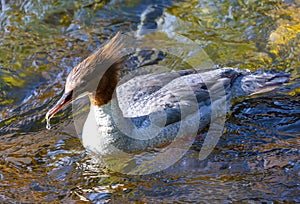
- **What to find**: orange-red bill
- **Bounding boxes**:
[46,91,73,120]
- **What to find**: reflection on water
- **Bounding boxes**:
[0,0,299,202]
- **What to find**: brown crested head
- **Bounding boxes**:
[46,32,124,120]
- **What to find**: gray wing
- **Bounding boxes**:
[116,67,242,126]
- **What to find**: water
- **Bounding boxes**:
[0,0,299,202]
[46,118,51,130]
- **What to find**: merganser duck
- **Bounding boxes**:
[46,32,290,157]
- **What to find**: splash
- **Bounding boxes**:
[46,118,52,130]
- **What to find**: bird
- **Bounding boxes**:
[45,32,290,157]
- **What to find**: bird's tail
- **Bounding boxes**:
[232,69,290,97]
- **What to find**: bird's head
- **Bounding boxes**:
[46,32,124,121]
